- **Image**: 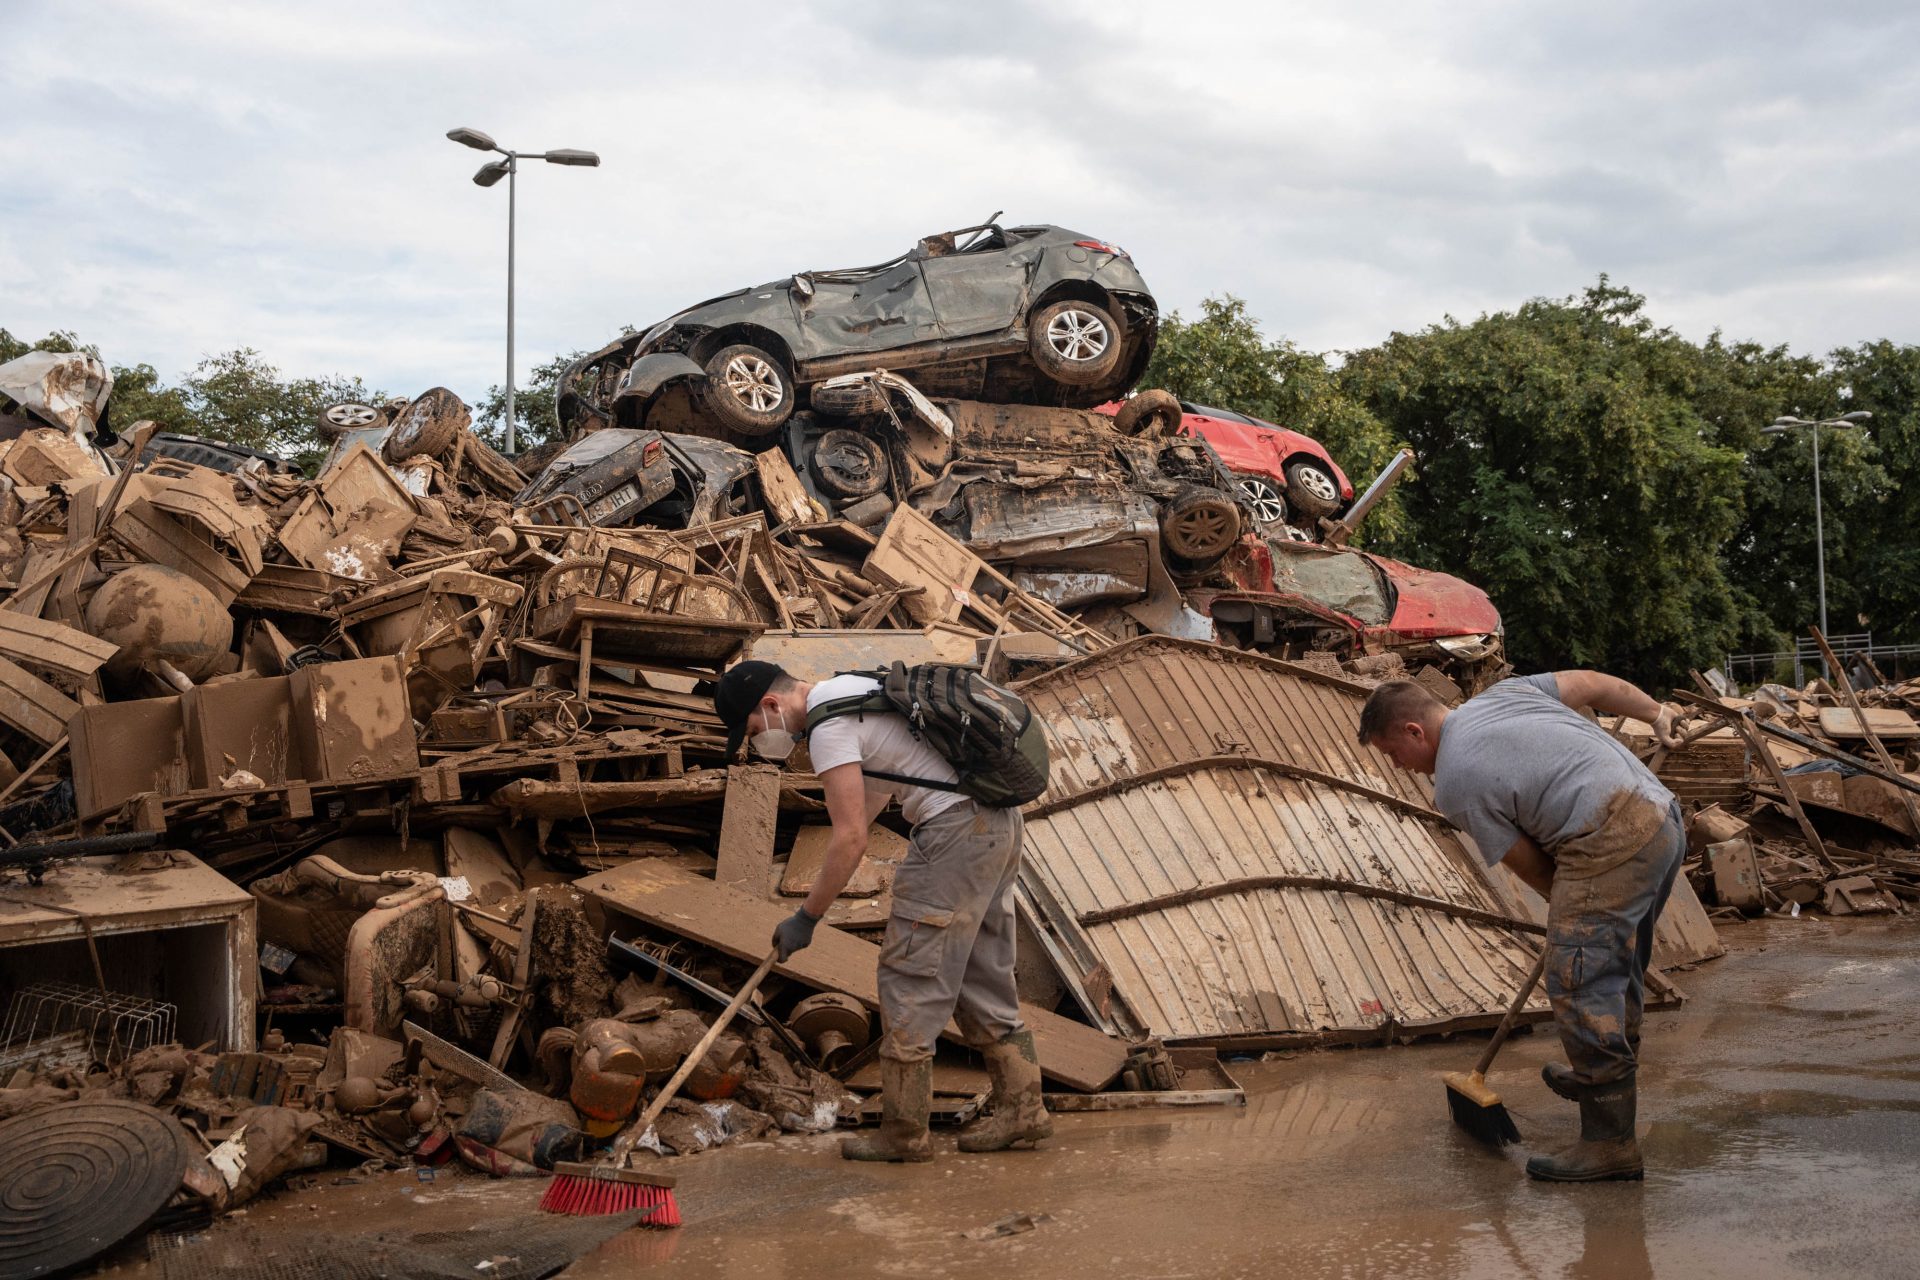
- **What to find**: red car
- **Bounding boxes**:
[1191,537,1506,688]
[1095,399,1354,529]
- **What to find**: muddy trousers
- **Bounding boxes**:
[874,801,1027,1063]
[1545,801,1685,1088]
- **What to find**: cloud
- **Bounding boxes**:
[1,0,1915,422]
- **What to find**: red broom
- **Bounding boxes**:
[541,950,779,1223]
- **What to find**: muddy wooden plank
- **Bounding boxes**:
[491,773,731,817]
[577,858,1126,1091]
[0,654,80,745]
[714,764,781,896]
[753,449,824,526]
[862,505,981,625]
[0,611,118,678]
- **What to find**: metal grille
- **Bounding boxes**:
[0,981,177,1067]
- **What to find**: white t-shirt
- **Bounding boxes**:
[804,674,965,826]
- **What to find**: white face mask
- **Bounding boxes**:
[749,703,797,762]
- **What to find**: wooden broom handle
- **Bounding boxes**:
[612,949,780,1162]
[1473,947,1549,1078]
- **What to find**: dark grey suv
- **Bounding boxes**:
[558,219,1158,440]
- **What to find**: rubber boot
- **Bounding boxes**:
[841,1057,933,1163]
[1542,1063,1595,1102]
[1526,1077,1644,1182]
[957,1030,1052,1153]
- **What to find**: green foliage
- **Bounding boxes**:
[1827,340,1920,641]
[475,350,585,454]
[1338,281,1753,686]
[1141,297,1411,549]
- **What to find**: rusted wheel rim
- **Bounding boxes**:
[723,355,784,412]
[1169,506,1236,556]
[1046,308,1110,362]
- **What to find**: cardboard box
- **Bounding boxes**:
[68,696,188,816]
[183,676,294,789]
[288,656,419,782]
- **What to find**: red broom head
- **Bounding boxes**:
[539,1172,680,1227]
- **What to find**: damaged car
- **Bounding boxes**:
[1194,537,1506,690]
[513,427,757,529]
[557,219,1158,442]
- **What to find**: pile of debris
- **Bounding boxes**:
[0,340,1626,1270]
[1619,662,1920,923]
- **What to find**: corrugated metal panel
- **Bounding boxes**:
[1018,637,1547,1046]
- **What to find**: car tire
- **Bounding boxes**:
[810,428,890,500]
[317,402,382,442]
[1113,389,1182,437]
[1160,487,1242,564]
[1283,459,1343,519]
[1028,299,1124,388]
[1236,475,1289,528]
[810,379,889,419]
[385,388,468,462]
[698,344,794,437]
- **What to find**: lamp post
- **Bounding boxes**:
[1761,410,1872,674]
[446,128,599,455]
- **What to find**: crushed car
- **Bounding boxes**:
[557,218,1159,441]
[1094,392,1354,531]
[1194,536,1506,690]
[512,427,757,529]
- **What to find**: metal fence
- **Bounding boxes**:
[1724,632,1920,689]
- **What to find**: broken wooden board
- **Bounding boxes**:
[746,624,983,677]
[753,449,824,526]
[715,764,781,895]
[577,858,1126,1091]
[0,654,80,745]
[862,505,982,625]
[1650,873,1726,968]
[110,499,251,604]
[320,441,418,518]
[0,610,118,679]
[779,823,909,898]
[1817,706,1920,741]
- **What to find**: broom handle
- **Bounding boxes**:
[611,949,780,1163]
[1473,947,1550,1078]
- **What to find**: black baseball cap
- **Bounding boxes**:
[714,660,788,756]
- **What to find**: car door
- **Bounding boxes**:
[918,225,1032,338]
[793,255,938,360]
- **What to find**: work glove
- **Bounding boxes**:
[772,906,822,961]
[1650,705,1684,750]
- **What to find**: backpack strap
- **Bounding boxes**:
[804,687,961,793]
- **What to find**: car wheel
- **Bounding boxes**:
[698,343,794,437]
[810,428,890,500]
[1160,487,1242,563]
[1284,459,1343,518]
[1028,300,1124,388]
[1236,475,1289,527]
[384,388,468,462]
[317,402,382,441]
[810,379,889,418]
[1113,389,1182,437]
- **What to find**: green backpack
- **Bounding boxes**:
[804,662,1051,809]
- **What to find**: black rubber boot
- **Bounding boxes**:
[1526,1077,1643,1182]
[842,1057,933,1163]
[957,1030,1052,1153]
[1543,1063,1597,1102]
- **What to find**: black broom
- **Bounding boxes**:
[1444,947,1549,1145]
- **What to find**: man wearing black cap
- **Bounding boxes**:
[713,660,1048,1163]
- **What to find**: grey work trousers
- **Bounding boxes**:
[874,799,1026,1063]
[1545,800,1686,1087]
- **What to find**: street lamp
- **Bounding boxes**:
[447,127,600,454]
[1761,410,1872,668]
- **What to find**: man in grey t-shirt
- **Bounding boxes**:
[1359,671,1686,1182]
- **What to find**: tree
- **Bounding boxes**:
[1338,281,1751,688]
[475,350,591,454]
[171,349,378,475]
[1140,297,1411,549]
[1825,340,1920,642]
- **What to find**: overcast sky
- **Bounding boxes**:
[3,1,1916,412]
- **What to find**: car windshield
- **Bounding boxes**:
[1269,545,1392,624]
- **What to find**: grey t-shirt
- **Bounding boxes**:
[1432,673,1674,870]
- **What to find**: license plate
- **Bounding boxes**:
[586,482,640,523]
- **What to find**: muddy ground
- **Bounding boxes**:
[111,917,1920,1279]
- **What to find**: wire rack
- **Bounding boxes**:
[0,981,177,1067]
